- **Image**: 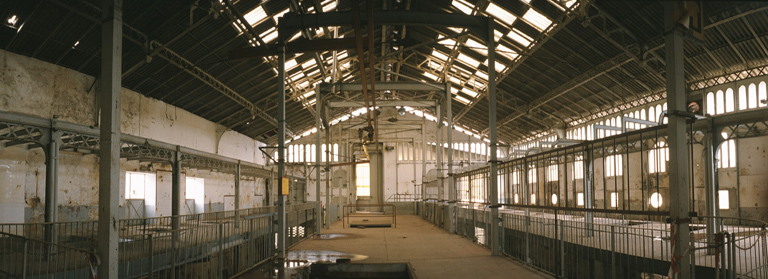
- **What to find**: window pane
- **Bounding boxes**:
[739,86,747,110]
[716,90,724,114]
[725,88,734,112]
[356,163,371,196]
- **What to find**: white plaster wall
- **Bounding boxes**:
[0,50,273,222]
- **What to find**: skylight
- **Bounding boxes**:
[494,30,503,42]
[243,6,267,26]
[451,0,473,15]
[428,61,443,71]
[455,95,471,104]
[475,70,489,81]
[285,59,298,70]
[497,43,519,60]
[260,27,278,44]
[462,88,479,98]
[465,38,486,55]
[431,50,449,61]
[523,9,552,31]
[486,3,516,26]
[508,29,533,47]
[423,72,439,81]
[322,0,337,12]
[302,60,316,69]
[273,8,289,23]
[484,59,506,72]
[457,53,481,68]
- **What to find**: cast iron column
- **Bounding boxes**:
[664,3,691,278]
[446,83,455,233]
[97,0,122,277]
[487,17,500,256]
[44,128,60,244]
[276,45,287,259]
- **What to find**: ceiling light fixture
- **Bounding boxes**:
[398,107,406,116]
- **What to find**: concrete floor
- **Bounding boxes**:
[291,215,552,279]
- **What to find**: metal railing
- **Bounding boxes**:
[0,203,317,279]
[0,231,99,278]
[420,201,768,279]
[342,204,397,228]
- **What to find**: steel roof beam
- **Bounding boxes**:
[484,53,634,135]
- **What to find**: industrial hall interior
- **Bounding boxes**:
[1,0,767,278]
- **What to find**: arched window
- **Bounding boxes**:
[725,88,734,113]
[716,90,724,115]
[333,144,339,162]
[649,106,656,122]
[649,141,668,173]
[718,139,737,169]
[760,82,767,107]
[706,92,715,115]
[641,108,646,120]
[739,85,747,110]
[748,83,757,108]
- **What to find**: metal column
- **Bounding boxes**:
[436,104,443,202]
[704,126,721,254]
[325,115,331,229]
[44,129,60,244]
[171,149,181,279]
[97,0,122,277]
[276,45,287,259]
[421,114,427,200]
[446,83,456,234]
[664,3,691,278]
[487,17,500,256]
[235,160,241,228]
[315,86,323,232]
[584,147,594,235]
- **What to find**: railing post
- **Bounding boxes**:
[560,217,566,278]
[611,225,616,279]
[690,231,696,278]
[730,233,736,279]
[22,239,28,279]
[525,213,531,264]
[219,223,225,279]
[720,232,727,279]
[762,229,767,279]
[148,234,153,279]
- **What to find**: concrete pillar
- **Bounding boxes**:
[276,45,287,259]
[487,17,500,256]
[664,3,691,278]
[97,0,122,278]
[367,148,384,211]
[235,161,241,228]
[446,83,455,234]
[44,129,60,244]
